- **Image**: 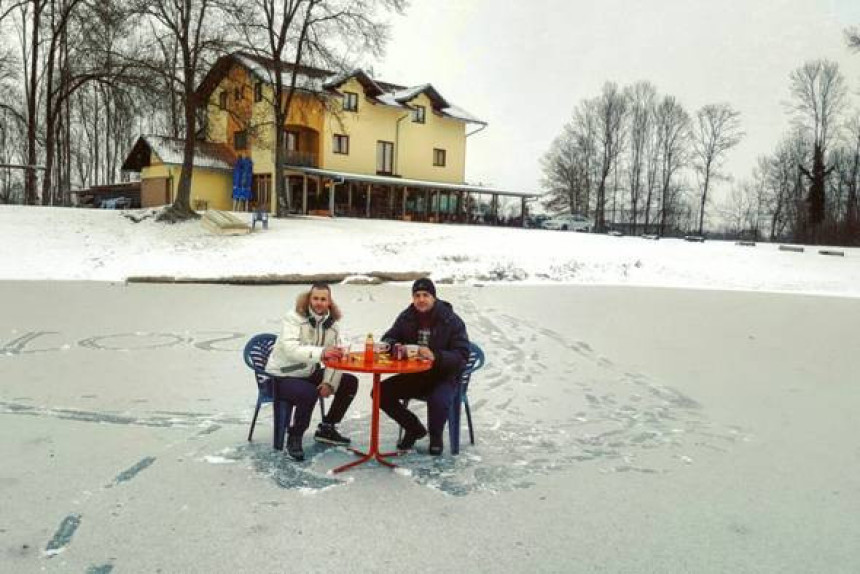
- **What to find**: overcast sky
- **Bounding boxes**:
[377,0,860,203]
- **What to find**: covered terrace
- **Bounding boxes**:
[283,166,537,226]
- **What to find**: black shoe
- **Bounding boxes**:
[286,434,305,461]
[428,435,443,456]
[314,423,351,446]
[397,426,427,451]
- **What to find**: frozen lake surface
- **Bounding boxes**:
[2,281,858,573]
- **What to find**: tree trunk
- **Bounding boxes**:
[697,170,710,235]
[25,1,41,205]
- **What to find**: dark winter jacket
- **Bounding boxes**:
[382,300,470,386]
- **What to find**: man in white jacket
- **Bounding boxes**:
[265,283,357,461]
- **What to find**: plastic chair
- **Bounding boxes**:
[399,341,485,455]
[243,333,326,450]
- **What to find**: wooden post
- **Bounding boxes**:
[402,186,407,218]
[329,179,335,215]
[491,194,498,225]
[434,190,440,221]
[388,186,395,218]
[521,197,527,227]
[285,175,292,212]
[366,183,371,218]
[302,175,308,214]
[456,191,463,223]
[348,182,353,213]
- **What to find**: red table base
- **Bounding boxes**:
[332,373,402,473]
[323,353,432,474]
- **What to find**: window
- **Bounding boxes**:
[234,130,248,150]
[234,86,244,101]
[219,91,227,110]
[376,141,394,174]
[254,82,263,102]
[412,105,426,124]
[285,130,299,151]
[433,148,446,167]
[333,134,349,155]
[343,91,358,112]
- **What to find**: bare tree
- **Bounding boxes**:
[229,0,404,216]
[540,98,598,217]
[540,125,581,215]
[624,81,656,235]
[846,26,860,51]
[128,0,231,222]
[788,59,846,242]
[691,103,743,234]
[593,82,627,232]
[653,95,690,236]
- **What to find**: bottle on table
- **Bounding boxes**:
[364,333,374,364]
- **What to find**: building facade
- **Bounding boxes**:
[122,52,534,224]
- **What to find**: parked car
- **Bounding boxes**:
[100,197,132,209]
[542,213,593,232]
[527,214,551,229]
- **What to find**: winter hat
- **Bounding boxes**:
[412,277,436,298]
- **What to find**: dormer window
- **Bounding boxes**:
[234,86,244,101]
[412,105,426,124]
[343,91,358,112]
[219,91,227,110]
[254,82,263,102]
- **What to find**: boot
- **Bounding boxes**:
[286,434,305,461]
[314,422,351,446]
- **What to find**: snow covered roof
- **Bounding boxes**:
[393,84,449,109]
[374,93,410,109]
[198,53,486,125]
[233,53,327,93]
[121,136,237,172]
[440,104,487,125]
[322,69,384,97]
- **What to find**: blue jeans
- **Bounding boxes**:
[378,372,456,438]
[273,370,358,437]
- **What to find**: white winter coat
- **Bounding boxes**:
[264,310,344,391]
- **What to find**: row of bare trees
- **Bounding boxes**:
[724,56,860,245]
[541,81,743,236]
[0,0,403,221]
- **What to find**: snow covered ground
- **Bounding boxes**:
[1,205,859,572]
[1,205,859,297]
[2,281,859,573]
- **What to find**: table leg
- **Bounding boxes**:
[332,373,402,473]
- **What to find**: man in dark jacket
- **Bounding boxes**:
[379,278,470,455]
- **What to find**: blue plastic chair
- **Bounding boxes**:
[243,333,326,450]
[400,341,485,455]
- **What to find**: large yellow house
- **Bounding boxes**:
[122,52,534,223]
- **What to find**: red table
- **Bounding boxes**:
[323,352,432,473]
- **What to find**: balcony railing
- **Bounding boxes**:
[284,150,318,168]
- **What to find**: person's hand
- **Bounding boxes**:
[318,383,333,398]
[418,346,435,361]
[322,346,342,361]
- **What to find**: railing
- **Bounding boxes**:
[284,150,318,167]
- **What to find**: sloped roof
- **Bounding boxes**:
[121,136,237,172]
[198,52,486,125]
[197,52,333,100]
[322,69,384,97]
[392,84,449,109]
